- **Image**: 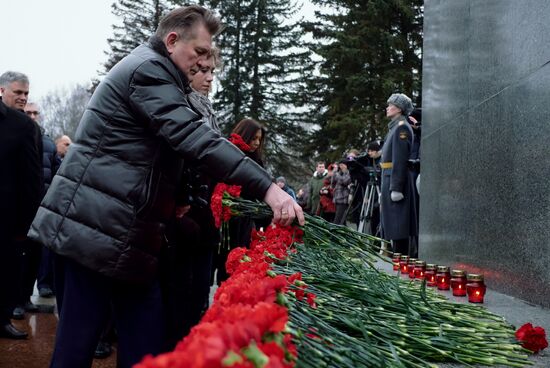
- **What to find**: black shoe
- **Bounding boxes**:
[38,287,54,298]
[0,323,28,339]
[24,301,39,313]
[94,341,112,359]
[12,306,25,320]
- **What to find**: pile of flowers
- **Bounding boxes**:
[136,223,314,368]
[137,191,547,368]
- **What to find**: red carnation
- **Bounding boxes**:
[306,293,317,309]
[229,133,252,152]
[515,323,548,353]
[211,183,242,228]
[226,247,249,275]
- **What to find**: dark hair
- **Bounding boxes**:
[155,5,222,40]
[232,118,266,164]
[367,142,380,151]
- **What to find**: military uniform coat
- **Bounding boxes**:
[380,115,418,240]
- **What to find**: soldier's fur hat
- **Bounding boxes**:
[387,93,414,115]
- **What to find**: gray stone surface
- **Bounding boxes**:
[420,0,550,307]
[376,261,550,367]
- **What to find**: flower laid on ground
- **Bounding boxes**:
[136,190,535,368]
[515,323,548,353]
[136,218,306,368]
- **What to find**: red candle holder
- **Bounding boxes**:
[399,255,409,274]
[436,266,451,290]
[392,253,402,271]
[414,260,426,280]
[408,258,418,278]
[425,264,437,287]
[450,270,467,296]
[466,274,486,303]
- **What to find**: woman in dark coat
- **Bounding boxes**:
[215,118,267,284]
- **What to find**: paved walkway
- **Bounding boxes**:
[0,290,116,368]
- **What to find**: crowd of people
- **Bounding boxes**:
[0,4,420,368]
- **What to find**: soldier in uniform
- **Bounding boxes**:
[379,93,418,255]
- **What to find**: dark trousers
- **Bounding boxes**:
[161,215,214,350]
[17,238,42,305]
[0,237,19,324]
[37,247,55,291]
[333,204,348,225]
[215,217,253,285]
[392,238,410,255]
[51,256,164,368]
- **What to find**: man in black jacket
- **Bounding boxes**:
[28,5,303,368]
[0,97,42,339]
[11,102,58,316]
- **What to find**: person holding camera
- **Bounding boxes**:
[344,144,381,234]
[380,93,418,255]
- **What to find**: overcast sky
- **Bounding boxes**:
[0,0,116,101]
[0,0,318,102]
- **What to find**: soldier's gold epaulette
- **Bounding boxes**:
[398,120,406,126]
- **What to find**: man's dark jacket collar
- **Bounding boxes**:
[0,98,7,118]
[148,35,192,94]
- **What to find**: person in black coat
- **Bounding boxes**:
[9,102,59,320]
[0,98,42,339]
[27,6,303,368]
[160,48,221,350]
[380,93,418,255]
[24,102,59,300]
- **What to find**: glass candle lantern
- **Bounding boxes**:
[392,253,402,271]
[450,270,467,296]
[436,266,451,290]
[466,274,486,303]
[408,258,418,278]
[414,260,426,280]
[399,255,409,274]
[425,264,437,287]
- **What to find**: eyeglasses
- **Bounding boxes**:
[26,111,40,116]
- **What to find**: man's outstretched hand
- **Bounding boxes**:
[263,183,305,227]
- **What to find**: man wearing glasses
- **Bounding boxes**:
[0,71,42,339]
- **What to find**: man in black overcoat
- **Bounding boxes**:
[0,97,42,339]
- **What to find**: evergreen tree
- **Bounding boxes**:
[304,0,423,162]
[202,0,315,183]
[103,0,169,74]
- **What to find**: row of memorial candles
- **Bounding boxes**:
[392,253,486,303]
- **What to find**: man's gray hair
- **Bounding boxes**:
[0,71,29,87]
[155,5,222,40]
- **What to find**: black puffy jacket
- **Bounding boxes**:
[28,41,272,283]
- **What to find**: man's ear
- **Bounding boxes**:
[165,32,179,54]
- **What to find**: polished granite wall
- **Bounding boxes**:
[420,0,550,307]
